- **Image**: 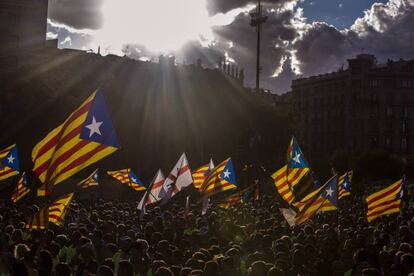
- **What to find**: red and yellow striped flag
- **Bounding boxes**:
[200,158,237,198]
[11,172,30,203]
[192,159,214,191]
[26,193,74,229]
[366,179,403,222]
[338,171,352,199]
[294,175,338,225]
[32,90,119,196]
[272,137,314,205]
[0,144,20,180]
[77,169,99,189]
[272,165,295,204]
[218,183,257,209]
[108,169,146,192]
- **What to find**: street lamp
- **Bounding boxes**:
[250,0,268,93]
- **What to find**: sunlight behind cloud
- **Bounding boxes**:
[92,0,255,55]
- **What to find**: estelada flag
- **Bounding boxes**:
[0,144,20,180]
[200,158,237,199]
[32,89,119,196]
[294,175,338,225]
[271,137,314,205]
[77,169,99,189]
[338,171,352,199]
[108,169,146,192]
[26,193,74,229]
[11,172,30,203]
[192,159,215,191]
[366,177,405,222]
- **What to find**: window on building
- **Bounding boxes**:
[386,92,394,103]
[402,137,408,152]
[368,79,384,88]
[372,92,378,103]
[385,137,392,149]
[398,80,414,88]
[371,136,378,147]
[402,107,408,118]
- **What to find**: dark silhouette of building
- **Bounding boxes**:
[0,0,48,70]
[291,54,414,162]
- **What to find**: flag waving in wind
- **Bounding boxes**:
[192,159,214,191]
[366,177,405,222]
[11,172,30,203]
[0,144,20,181]
[200,158,237,199]
[32,90,119,196]
[26,193,74,229]
[77,169,99,189]
[294,175,338,225]
[160,153,193,203]
[218,183,257,209]
[138,169,165,209]
[272,137,314,204]
[338,171,352,199]
[108,169,146,192]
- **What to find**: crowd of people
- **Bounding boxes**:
[1,193,414,276]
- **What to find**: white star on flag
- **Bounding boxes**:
[223,169,231,178]
[7,155,14,164]
[293,152,301,164]
[325,187,334,197]
[131,177,137,183]
[85,116,103,138]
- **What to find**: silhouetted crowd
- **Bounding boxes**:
[1,196,414,276]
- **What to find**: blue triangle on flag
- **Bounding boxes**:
[2,145,20,172]
[130,170,145,187]
[289,139,309,169]
[220,159,237,186]
[322,175,338,207]
[93,169,99,181]
[80,89,120,148]
[21,172,28,187]
[342,175,351,191]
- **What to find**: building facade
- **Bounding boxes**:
[291,54,414,160]
[0,0,48,69]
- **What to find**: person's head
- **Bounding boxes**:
[361,267,381,276]
[401,253,414,272]
[179,267,192,276]
[204,260,219,276]
[267,266,284,276]
[13,243,29,261]
[55,263,72,276]
[154,266,174,276]
[248,261,268,276]
[97,265,114,276]
[37,250,53,274]
[152,260,168,273]
[11,229,23,243]
[118,260,134,276]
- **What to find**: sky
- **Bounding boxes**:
[47,0,414,93]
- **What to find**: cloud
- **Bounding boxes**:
[47,19,94,51]
[46,32,58,40]
[46,0,414,93]
[48,0,104,29]
[290,0,414,80]
[60,36,72,46]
